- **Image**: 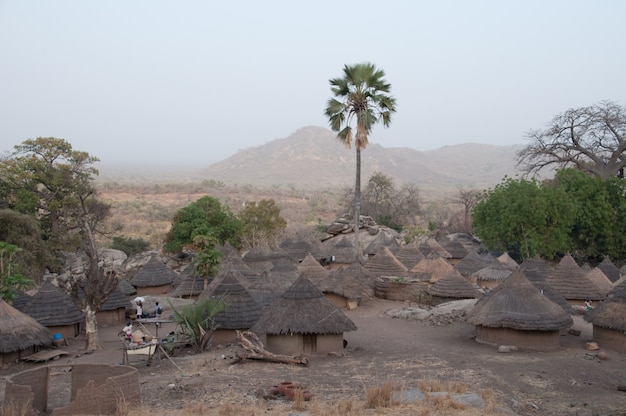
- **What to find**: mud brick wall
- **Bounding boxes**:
[3,366,49,414]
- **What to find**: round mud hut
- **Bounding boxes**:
[467,269,573,351]
[0,300,53,368]
[545,254,605,306]
[427,269,482,305]
[584,281,626,352]
[129,256,177,296]
[251,276,357,355]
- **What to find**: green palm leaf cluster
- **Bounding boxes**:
[169,296,228,352]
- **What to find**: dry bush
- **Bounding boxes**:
[365,379,395,409]
[427,393,467,412]
[291,387,306,411]
[2,398,33,416]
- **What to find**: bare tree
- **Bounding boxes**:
[451,189,479,233]
[517,100,626,180]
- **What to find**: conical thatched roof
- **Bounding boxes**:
[250,276,357,335]
[586,268,614,297]
[99,285,129,311]
[410,253,454,283]
[324,265,375,301]
[241,245,274,273]
[363,232,400,256]
[496,252,519,269]
[467,270,573,331]
[520,256,570,313]
[585,281,626,329]
[364,247,408,278]
[117,279,137,296]
[203,273,262,330]
[129,256,177,288]
[20,282,84,326]
[597,256,621,283]
[279,237,325,263]
[298,253,329,284]
[472,259,515,283]
[328,236,359,264]
[456,250,494,276]
[0,300,53,353]
[545,254,604,301]
[442,239,468,259]
[246,257,300,310]
[393,244,424,270]
[11,290,32,311]
[428,269,481,299]
[419,238,452,259]
[171,263,206,297]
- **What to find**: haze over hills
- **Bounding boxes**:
[98,126,532,196]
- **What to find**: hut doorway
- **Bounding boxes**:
[303,334,317,353]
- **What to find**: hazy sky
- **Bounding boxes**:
[1,1,625,166]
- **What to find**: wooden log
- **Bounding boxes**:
[232,331,309,366]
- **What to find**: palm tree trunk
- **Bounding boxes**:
[354,148,361,263]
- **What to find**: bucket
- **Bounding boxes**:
[53,333,63,340]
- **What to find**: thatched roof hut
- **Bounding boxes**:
[419,238,452,259]
[298,253,329,283]
[96,285,129,326]
[471,258,516,289]
[117,279,137,296]
[0,300,53,367]
[171,262,206,298]
[393,244,424,270]
[218,251,261,287]
[321,264,374,309]
[497,252,519,270]
[241,245,274,274]
[11,291,32,311]
[597,256,621,283]
[364,247,409,279]
[427,269,482,304]
[410,252,454,284]
[585,282,626,351]
[545,254,605,303]
[456,250,494,277]
[19,282,84,339]
[441,239,467,265]
[129,256,177,295]
[279,237,326,263]
[520,256,570,314]
[327,237,359,268]
[363,232,400,257]
[467,269,573,351]
[250,276,357,354]
[586,268,614,297]
[202,272,263,344]
[247,257,300,311]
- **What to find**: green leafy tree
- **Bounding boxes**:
[472,177,575,260]
[0,242,34,303]
[238,199,287,248]
[551,169,626,260]
[169,296,227,352]
[0,209,53,282]
[325,63,397,262]
[0,138,116,351]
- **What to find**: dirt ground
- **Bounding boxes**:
[2,298,626,416]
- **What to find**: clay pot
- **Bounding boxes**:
[268,385,280,396]
[278,382,293,395]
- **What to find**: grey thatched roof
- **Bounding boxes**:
[442,239,468,259]
[545,254,604,301]
[393,244,424,270]
[203,273,263,330]
[519,257,571,313]
[597,256,621,283]
[99,285,129,311]
[467,269,573,331]
[329,236,359,264]
[298,253,330,283]
[586,268,614,297]
[0,300,53,353]
[364,247,408,278]
[410,253,454,283]
[246,257,300,310]
[20,282,84,326]
[279,237,326,263]
[496,252,519,269]
[129,256,178,288]
[324,264,374,301]
[171,270,206,297]
[419,238,452,259]
[585,281,626,329]
[471,259,515,282]
[363,232,400,256]
[456,251,494,276]
[117,279,137,296]
[250,276,357,335]
[241,245,274,273]
[428,269,482,299]
[11,290,32,311]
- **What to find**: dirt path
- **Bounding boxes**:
[2,298,626,415]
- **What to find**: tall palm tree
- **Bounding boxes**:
[325,62,397,262]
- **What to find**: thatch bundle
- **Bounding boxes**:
[251,276,357,335]
[129,256,177,288]
[467,270,573,331]
[0,300,53,353]
[546,254,604,301]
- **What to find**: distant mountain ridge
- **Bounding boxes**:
[201,126,525,195]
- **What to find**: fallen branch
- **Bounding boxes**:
[232,330,308,366]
